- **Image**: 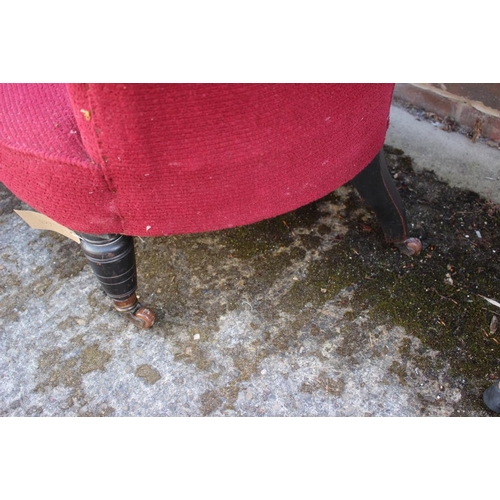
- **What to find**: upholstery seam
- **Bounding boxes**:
[85,85,126,233]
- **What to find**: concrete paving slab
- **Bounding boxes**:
[387,104,500,204]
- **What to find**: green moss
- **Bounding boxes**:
[134,146,499,413]
[389,361,408,385]
[335,147,500,404]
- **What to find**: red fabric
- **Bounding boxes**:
[0,84,394,236]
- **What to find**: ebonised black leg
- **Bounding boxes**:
[78,233,155,328]
[351,149,422,256]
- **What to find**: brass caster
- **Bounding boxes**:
[126,306,156,329]
[113,293,156,329]
[395,237,422,257]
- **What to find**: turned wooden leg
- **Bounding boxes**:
[351,149,422,256]
[78,233,155,328]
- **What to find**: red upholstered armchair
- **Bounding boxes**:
[0,84,421,327]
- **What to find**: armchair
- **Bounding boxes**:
[0,83,421,328]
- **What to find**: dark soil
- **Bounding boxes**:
[344,145,500,411]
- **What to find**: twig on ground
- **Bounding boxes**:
[479,295,500,310]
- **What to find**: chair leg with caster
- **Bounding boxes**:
[351,148,422,256]
[78,233,155,329]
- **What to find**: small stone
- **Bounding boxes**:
[76,318,86,325]
[246,389,253,401]
[321,288,327,293]
[261,369,267,375]
[193,334,200,340]
[490,316,498,335]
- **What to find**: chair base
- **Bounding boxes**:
[78,233,155,329]
[352,149,422,256]
[76,148,420,328]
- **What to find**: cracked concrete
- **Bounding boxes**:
[1,102,499,417]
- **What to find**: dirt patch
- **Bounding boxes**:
[300,372,345,396]
[135,364,161,384]
[344,146,500,410]
[80,344,111,374]
[34,339,112,415]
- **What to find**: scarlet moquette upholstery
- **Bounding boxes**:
[0,84,395,236]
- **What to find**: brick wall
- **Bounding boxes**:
[393,83,500,143]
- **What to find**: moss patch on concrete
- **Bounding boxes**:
[131,145,499,414]
[305,146,500,409]
[135,364,161,385]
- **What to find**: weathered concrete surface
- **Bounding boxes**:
[387,104,500,204]
[1,103,499,417]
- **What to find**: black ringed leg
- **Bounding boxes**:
[351,149,422,256]
[78,233,155,328]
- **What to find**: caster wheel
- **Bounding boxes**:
[128,306,156,329]
[395,237,422,256]
[114,294,156,329]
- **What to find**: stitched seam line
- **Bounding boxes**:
[381,168,407,242]
[85,85,125,233]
